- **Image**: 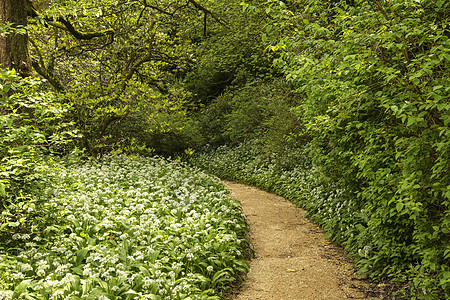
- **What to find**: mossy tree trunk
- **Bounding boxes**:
[0,0,32,77]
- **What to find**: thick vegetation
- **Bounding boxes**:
[191,0,450,298]
[0,156,249,299]
[274,0,450,297]
[0,69,77,208]
[1,0,449,298]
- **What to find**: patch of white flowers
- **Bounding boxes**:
[192,142,366,259]
[0,155,249,299]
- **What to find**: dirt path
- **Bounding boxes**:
[224,181,372,300]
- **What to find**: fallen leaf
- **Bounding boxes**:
[285,268,297,272]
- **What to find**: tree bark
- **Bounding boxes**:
[0,0,32,77]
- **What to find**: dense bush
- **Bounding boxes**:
[184,1,277,106]
[101,86,204,157]
[190,139,449,298]
[0,155,250,299]
[0,69,76,208]
[255,0,449,297]
[197,79,303,149]
[193,0,450,297]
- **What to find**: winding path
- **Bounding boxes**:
[224,181,371,300]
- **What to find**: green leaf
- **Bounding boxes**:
[0,182,6,196]
[75,248,89,265]
[124,289,139,297]
[262,33,267,42]
[406,117,416,127]
[13,279,32,298]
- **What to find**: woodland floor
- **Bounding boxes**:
[224,181,382,300]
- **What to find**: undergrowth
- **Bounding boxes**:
[0,155,250,299]
[190,141,449,299]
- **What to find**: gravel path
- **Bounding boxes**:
[224,181,371,300]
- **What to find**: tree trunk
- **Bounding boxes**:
[0,0,32,77]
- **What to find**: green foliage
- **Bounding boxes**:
[184,0,278,105]
[191,137,449,298]
[198,79,303,149]
[194,0,450,297]
[28,0,206,156]
[26,0,280,156]
[0,155,249,299]
[3,0,446,296]
[64,78,159,157]
[0,69,77,207]
[121,86,205,156]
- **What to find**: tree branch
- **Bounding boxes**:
[26,2,114,41]
[120,19,157,90]
[187,0,228,27]
[31,58,64,92]
[25,0,39,18]
[142,0,174,16]
[55,17,114,40]
[29,38,64,92]
[141,0,189,17]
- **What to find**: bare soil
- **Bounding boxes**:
[224,181,376,300]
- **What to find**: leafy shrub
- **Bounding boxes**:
[0,69,76,208]
[246,0,450,297]
[190,0,450,297]
[184,1,277,106]
[198,79,303,149]
[191,136,449,298]
[0,155,249,299]
[136,88,205,156]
